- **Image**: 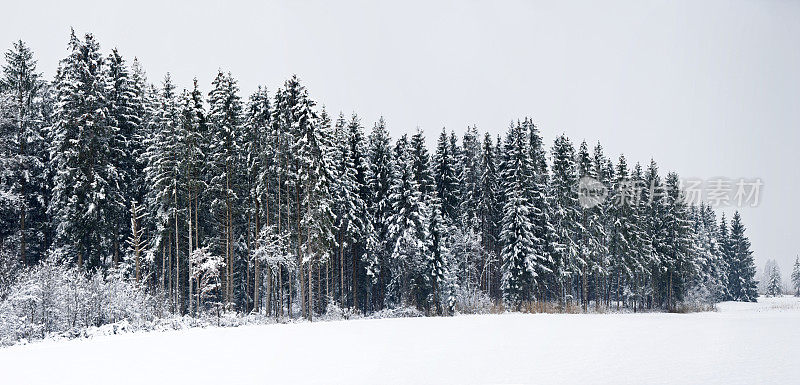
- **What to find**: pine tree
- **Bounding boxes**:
[341,112,370,313]
[331,113,362,309]
[143,74,179,298]
[549,134,581,306]
[366,117,394,309]
[434,128,460,224]
[660,172,693,310]
[299,107,335,319]
[243,86,270,313]
[409,128,435,199]
[630,162,654,308]
[523,119,551,298]
[477,133,501,298]
[207,71,244,309]
[180,82,210,314]
[790,257,800,296]
[765,264,782,297]
[105,48,143,267]
[608,155,639,308]
[460,125,481,229]
[575,141,605,309]
[0,40,49,265]
[427,195,453,314]
[728,211,758,302]
[641,160,664,308]
[387,134,430,308]
[49,31,120,270]
[499,122,542,307]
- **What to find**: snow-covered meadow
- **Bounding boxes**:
[1,296,798,385]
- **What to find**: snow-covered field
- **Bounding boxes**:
[2,296,799,385]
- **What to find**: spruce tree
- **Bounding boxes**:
[331,112,362,309]
[207,71,244,309]
[460,125,481,229]
[524,119,551,296]
[728,211,758,302]
[49,31,119,270]
[105,48,144,266]
[427,195,453,314]
[434,128,460,224]
[660,172,693,310]
[477,133,501,298]
[790,257,800,296]
[0,40,49,265]
[549,134,581,306]
[765,264,782,297]
[500,122,541,307]
[366,117,394,308]
[387,134,430,308]
[343,113,370,313]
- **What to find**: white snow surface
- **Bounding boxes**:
[2,296,799,385]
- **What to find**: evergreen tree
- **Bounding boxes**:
[727,211,758,302]
[660,172,693,310]
[0,40,49,265]
[790,257,800,296]
[523,119,551,295]
[434,128,460,224]
[765,264,782,297]
[207,70,244,308]
[641,160,664,307]
[49,31,120,270]
[575,141,605,309]
[499,122,541,307]
[460,125,481,229]
[366,117,394,308]
[105,48,143,266]
[342,113,370,313]
[630,162,654,308]
[427,195,453,314]
[387,134,430,308]
[718,212,730,292]
[477,133,501,298]
[549,134,581,305]
[409,128,435,199]
[330,112,363,309]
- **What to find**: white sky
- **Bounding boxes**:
[3,0,799,276]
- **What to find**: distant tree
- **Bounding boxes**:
[791,257,800,296]
[765,264,782,297]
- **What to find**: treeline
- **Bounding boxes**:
[0,31,758,326]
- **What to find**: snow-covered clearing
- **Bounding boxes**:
[2,296,799,385]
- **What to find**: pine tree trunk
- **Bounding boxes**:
[246,210,252,313]
[188,188,193,316]
[254,199,261,314]
[296,181,304,319]
[161,242,166,292]
[175,187,180,314]
[226,168,233,309]
[132,202,141,284]
[352,245,358,313]
[168,233,172,308]
[340,235,345,308]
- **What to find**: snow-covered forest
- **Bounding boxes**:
[0,31,760,345]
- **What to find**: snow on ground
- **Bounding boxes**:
[2,296,799,385]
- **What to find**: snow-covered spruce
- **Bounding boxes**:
[0,31,760,345]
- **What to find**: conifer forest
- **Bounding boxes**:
[0,31,762,345]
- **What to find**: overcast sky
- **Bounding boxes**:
[3,0,799,275]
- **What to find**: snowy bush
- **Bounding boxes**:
[0,259,166,346]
